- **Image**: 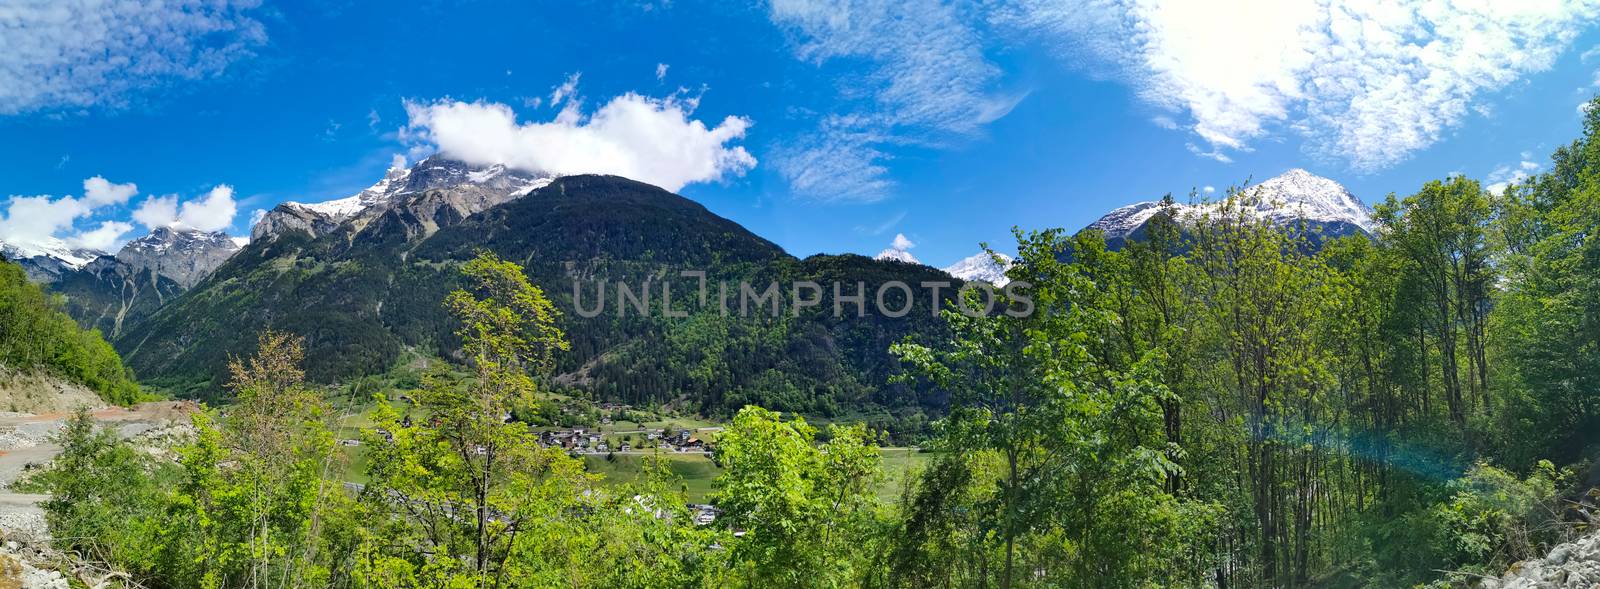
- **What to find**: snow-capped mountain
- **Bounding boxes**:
[943,252,1013,286]
[253,155,554,241]
[875,248,920,264]
[1087,168,1375,246]
[0,237,108,282]
[116,227,242,288]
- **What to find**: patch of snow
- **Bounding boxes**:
[0,237,103,269]
[943,252,1013,286]
[875,248,920,264]
[1086,169,1376,239]
[467,164,506,184]
[513,177,555,197]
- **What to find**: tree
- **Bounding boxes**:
[1374,177,1494,428]
[893,230,1198,587]
[711,406,882,587]
[362,251,587,585]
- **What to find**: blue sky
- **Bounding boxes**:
[4,0,1600,268]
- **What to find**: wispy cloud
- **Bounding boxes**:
[0,0,267,115]
[997,0,1600,172]
[1486,151,1544,195]
[768,0,1025,201]
[854,210,907,235]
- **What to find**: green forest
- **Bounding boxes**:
[25,101,1600,589]
[0,260,141,405]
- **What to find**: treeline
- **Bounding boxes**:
[0,260,139,404]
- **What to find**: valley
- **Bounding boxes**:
[3,147,1599,587]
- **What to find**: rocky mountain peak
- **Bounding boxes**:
[116,227,242,289]
[1088,169,1375,240]
[252,155,555,241]
[1247,168,1375,233]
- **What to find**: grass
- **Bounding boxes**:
[582,452,723,501]
[876,447,934,502]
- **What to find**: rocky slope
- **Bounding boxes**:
[0,365,108,415]
[252,155,552,242]
[115,227,241,289]
[1479,531,1600,588]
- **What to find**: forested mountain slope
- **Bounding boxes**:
[116,174,956,418]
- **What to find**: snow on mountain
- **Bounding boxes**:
[0,237,108,282]
[288,164,413,221]
[115,227,243,288]
[943,252,1013,286]
[1087,169,1375,240]
[253,156,555,241]
[0,237,103,270]
[875,248,920,264]
[874,233,922,264]
[1249,168,1376,233]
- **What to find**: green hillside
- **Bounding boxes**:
[113,175,957,427]
[0,259,140,404]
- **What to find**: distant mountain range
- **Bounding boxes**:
[2,163,1375,416]
[112,162,957,418]
[938,168,1376,276]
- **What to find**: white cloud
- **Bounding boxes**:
[179,185,239,232]
[768,0,1025,200]
[248,208,267,227]
[891,233,915,250]
[1203,185,1217,194]
[132,195,179,231]
[0,0,266,115]
[874,232,920,263]
[1486,155,1545,195]
[656,63,670,81]
[0,194,89,247]
[549,72,582,109]
[131,185,239,232]
[1000,0,1600,172]
[71,221,133,251]
[403,90,756,192]
[0,175,142,254]
[82,176,137,206]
